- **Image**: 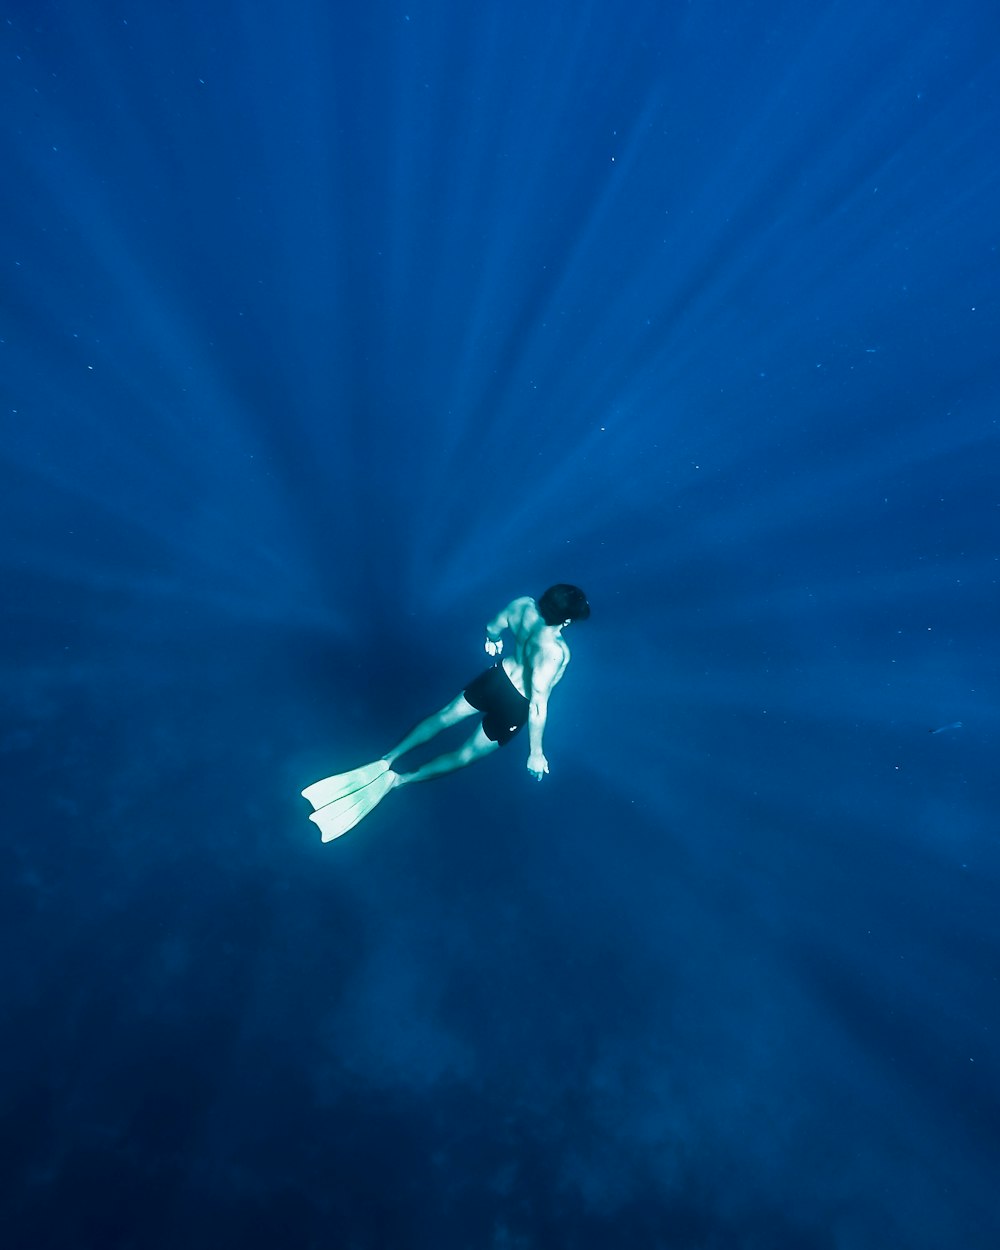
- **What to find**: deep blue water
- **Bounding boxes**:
[3,2,999,1247]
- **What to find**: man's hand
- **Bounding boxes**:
[485,637,503,658]
[527,752,549,781]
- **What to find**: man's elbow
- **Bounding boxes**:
[530,699,548,722]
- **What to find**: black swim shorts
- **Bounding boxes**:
[463,665,530,746]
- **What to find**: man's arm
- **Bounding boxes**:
[527,693,551,778]
[484,598,529,656]
[526,649,567,780]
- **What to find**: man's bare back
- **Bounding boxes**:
[484,589,587,779]
[487,596,569,698]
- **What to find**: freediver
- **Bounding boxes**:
[301,584,591,841]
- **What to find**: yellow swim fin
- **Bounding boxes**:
[301,759,390,810]
[306,766,398,842]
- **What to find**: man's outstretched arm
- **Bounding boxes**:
[526,649,565,780]
[527,691,551,778]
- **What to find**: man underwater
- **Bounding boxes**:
[301,584,591,841]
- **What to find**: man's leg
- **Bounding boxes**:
[395,723,500,786]
[384,693,479,765]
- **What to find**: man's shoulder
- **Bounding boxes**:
[536,632,569,673]
[507,596,539,626]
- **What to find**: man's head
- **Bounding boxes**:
[538,584,591,627]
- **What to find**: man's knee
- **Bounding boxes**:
[442,694,478,726]
[460,726,498,764]
[457,740,481,765]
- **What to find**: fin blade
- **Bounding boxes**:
[301,759,389,810]
[308,770,396,841]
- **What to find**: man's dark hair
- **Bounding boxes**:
[538,584,591,626]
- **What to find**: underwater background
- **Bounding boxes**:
[2,2,998,1247]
